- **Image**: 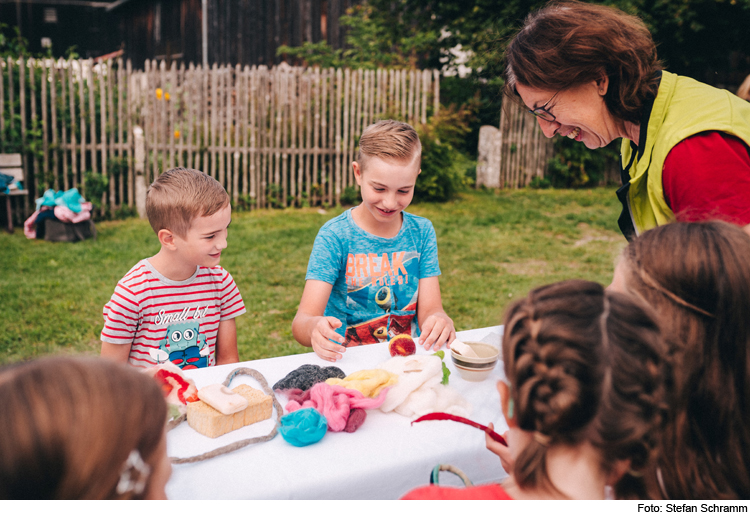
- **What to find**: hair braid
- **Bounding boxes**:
[502,280,669,498]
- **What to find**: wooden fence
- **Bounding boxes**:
[497,96,554,188]
[0,57,440,221]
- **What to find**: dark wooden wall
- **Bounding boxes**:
[111,0,363,69]
[112,0,202,64]
[0,2,112,59]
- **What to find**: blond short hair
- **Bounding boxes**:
[357,120,421,171]
[146,167,230,238]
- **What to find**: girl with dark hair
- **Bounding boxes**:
[0,357,171,499]
[504,1,750,240]
[610,221,750,499]
[403,280,670,499]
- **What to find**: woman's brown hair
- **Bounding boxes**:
[503,0,663,124]
[503,280,669,499]
[0,357,168,499]
[619,221,750,499]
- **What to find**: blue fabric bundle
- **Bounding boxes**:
[0,172,18,194]
[36,188,85,213]
[279,408,327,447]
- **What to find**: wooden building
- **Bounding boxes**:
[108,0,364,68]
[0,1,116,59]
[1,1,362,67]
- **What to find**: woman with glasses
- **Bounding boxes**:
[504,1,750,240]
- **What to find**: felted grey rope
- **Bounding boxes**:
[166,413,186,432]
[169,368,284,465]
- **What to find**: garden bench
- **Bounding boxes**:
[1,154,28,233]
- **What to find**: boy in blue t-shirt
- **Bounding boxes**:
[292,120,456,361]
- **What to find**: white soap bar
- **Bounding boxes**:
[198,384,249,415]
[451,339,479,358]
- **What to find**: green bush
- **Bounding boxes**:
[416,136,461,202]
[413,104,473,202]
[545,137,619,188]
[83,171,108,211]
[339,185,362,206]
[529,176,552,189]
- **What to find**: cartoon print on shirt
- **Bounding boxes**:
[153,321,209,370]
[344,251,420,346]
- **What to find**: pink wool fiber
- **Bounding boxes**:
[285,382,389,432]
[344,408,367,433]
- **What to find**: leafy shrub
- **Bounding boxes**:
[529,176,552,189]
[413,104,474,202]
[235,194,257,211]
[340,185,362,206]
[416,136,461,202]
[83,171,108,211]
[265,184,284,209]
[545,137,619,188]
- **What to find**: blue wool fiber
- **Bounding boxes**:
[279,408,328,447]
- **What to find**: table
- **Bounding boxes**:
[165,326,509,499]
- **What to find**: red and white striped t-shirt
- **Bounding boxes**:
[101,259,246,369]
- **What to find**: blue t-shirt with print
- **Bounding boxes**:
[306,208,441,346]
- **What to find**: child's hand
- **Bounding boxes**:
[311,316,346,362]
[418,312,456,351]
[485,422,514,474]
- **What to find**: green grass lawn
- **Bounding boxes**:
[0,188,626,364]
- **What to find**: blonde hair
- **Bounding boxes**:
[357,120,421,171]
[146,167,230,238]
[0,357,167,499]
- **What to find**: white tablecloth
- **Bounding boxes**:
[165,326,508,499]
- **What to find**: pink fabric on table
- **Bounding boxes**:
[285,387,312,405]
[54,202,93,223]
[285,383,390,432]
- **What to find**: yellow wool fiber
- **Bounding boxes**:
[326,369,399,398]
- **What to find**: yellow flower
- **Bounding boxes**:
[164,92,170,101]
[156,88,163,99]
[174,130,180,139]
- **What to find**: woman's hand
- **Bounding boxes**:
[310,316,346,362]
[485,422,514,474]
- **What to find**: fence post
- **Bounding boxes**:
[134,126,147,218]
[477,125,501,188]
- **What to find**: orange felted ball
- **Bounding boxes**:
[389,334,416,357]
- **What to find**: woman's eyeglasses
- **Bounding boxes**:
[527,91,560,122]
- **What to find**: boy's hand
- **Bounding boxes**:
[485,422,514,474]
[418,312,456,351]
[311,316,346,362]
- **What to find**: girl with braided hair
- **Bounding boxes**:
[403,280,670,499]
[610,221,750,499]
[0,357,172,499]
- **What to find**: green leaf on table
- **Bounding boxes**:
[432,350,450,385]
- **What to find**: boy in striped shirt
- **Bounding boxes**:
[101,168,246,369]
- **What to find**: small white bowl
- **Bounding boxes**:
[450,341,500,382]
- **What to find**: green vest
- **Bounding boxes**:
[621,71,750,235]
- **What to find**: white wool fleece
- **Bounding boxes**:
[377,355,472,418]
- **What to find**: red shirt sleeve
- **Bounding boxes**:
[401,484,513,500]
[662,131,750,226]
